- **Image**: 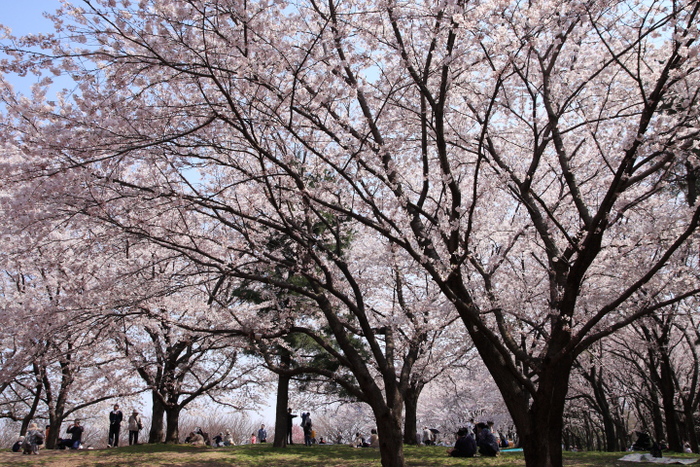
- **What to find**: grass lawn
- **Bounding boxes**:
[0,443,698,467]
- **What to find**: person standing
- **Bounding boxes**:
[108,404,124,447]
[257,424,268,443]
[127,409,142,445]
[286,408,297,445]
[302,412,313,446]
[66,419,84,450]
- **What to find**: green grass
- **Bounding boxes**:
[1,444,698,467]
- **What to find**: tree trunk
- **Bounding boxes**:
[685,160,698,207]
[374,404,406,467]
[659,356,682,451]
[273,371,291,448]
[164,405,181,444]
[46,419,62,450]
[648,390,665,442]
[20,375,43,436]
[589,368,618,451]
[463,324,573,467]
[402,384,421,445]
[149,392,166,443]
[518,391,566,467]
[683,408,699,453]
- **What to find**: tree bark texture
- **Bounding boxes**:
[273,371,291,448]
[149,392,166,443]
[165,405,181,444]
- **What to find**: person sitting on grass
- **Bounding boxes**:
[476,422,500,457]
[223,430,235,446]
[352,432,365,448]
[448,428,476,458]
[187,431,205,446]
[368,429,380,448]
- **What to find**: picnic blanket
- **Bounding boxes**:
[619,453,699,464]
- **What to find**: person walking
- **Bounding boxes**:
[108,404,124,447]
[127,409,143,445]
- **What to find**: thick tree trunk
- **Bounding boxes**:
[659,356,682,451]
[474,324,573,467]
[149,392,166,443]
[46,419,62,450]
[273,371,291,448]
[164,405,181,444]
[374,405,406,467]
[517,377,569,467]
[402,385,421,445]
[515,401,569,466]
[450,271,580,467]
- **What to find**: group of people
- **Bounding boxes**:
[186,427,219,446]
[447,421,504,458]
[186,424,269,447]
[108,404,144,447]
[352,429,380,448]
[12,423,45,455]
[286,408,320,445]
[12,404,508,458]
[12,403,145,455]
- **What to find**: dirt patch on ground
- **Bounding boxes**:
[0,449,90,467]
[0,447,244,467]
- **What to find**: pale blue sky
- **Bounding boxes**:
[3,0,60,36]
[2,0,72,96]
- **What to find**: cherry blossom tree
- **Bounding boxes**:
[114,305,262,444]
[0,263,142,449]
[567,341,634,451]
[0,198,146,447]
[2,0,700,466]
[607,304,700,452]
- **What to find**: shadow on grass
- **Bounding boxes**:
[223,444,384,467]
